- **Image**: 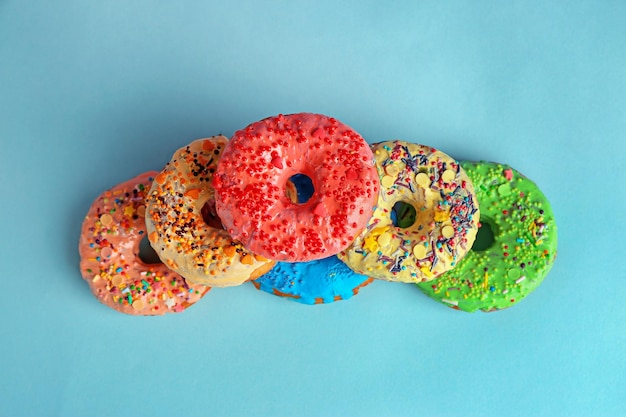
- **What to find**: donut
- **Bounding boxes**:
[416,161,558,312]
[145,136,275,287]
[212,113,380,262]
[252,256,374,305]
[251,175,374,304]
[79,172,209,315]
[339,140,480,283]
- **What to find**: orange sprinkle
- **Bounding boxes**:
[202,140,215,151]
[155,172,167,185]
[223,246,236,257]
[184,189,200,199]
[353,277,374,295]
[241,254,253,265]
[149,231,159,243]
[273,288,299,299]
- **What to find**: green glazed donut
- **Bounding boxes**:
[416,161,557,312]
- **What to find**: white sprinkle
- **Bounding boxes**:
[92,275,101,282]
[502,289,509,294]
[442,298,458,306]
[515,276,527,284]
[165,297,176,309]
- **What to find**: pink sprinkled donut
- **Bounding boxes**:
[79,172,209,315]
[213,113,380,262]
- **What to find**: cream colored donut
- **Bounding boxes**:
[145,136,275,287]
[339,140,480,283]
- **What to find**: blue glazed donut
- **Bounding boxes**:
[252,256,374,304]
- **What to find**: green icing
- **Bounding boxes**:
[416,161,558,312]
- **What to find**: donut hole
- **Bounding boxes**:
[285,173,315,204]
[139,236,163,264]
[201,199,224,229]
[391,201,417,228]
[473,220,496,252]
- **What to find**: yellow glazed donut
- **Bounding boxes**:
[145,136,275,287]
[339,140,480,283]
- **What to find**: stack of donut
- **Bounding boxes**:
[79,113,557,315]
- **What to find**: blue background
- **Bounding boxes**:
[1,1,624,416]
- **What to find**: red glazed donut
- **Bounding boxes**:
[213,113,380,262]
[79,172,210,315]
